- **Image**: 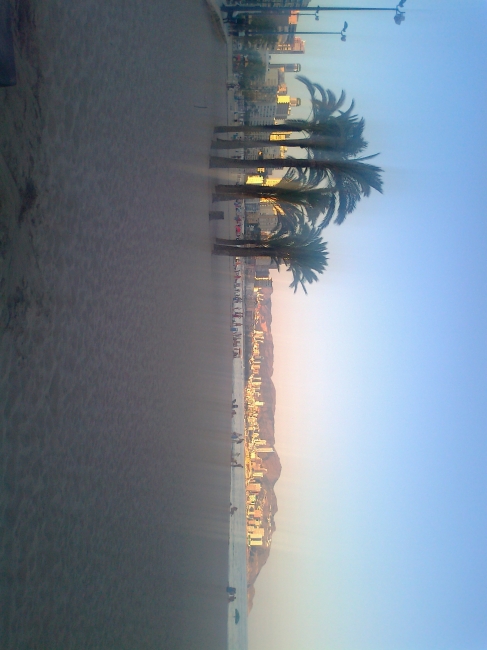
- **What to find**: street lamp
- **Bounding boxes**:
[221,1,407,25]
[242,21,349,40]
[394,1,406,24]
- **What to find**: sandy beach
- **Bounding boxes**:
[0,1,233,648]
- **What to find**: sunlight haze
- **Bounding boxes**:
[248,2,487,649]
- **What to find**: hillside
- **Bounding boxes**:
[246,285,281,611]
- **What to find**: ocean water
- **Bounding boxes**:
[0,1,234,648]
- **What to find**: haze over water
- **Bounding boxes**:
[0,1,234,648]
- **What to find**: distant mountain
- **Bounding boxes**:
[247,285,282,611]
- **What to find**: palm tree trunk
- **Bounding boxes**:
[215,237,261,245]
[213,244,272,257]
[211,137,342,151]
[213,184,279,200]
[213,185,282,202]
[213,125,299,135]
[212,186,274,202]
[209,156,315,170]
[212,184,336,205]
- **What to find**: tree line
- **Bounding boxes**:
[212,77,384,293]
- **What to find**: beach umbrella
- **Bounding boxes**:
[234,609,240,624]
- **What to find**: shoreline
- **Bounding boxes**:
[203,0,229,45]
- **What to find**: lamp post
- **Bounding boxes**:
[243,21,349,40]
[221,1,407,24]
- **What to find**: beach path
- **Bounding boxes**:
[0,1,233,649]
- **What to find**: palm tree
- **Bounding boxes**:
[213,181,336,216]
[211,130,367,156]
[210,154,382,187]
[212,182,321,203]
[212,156,383,228]
[214,76,361,134]
[212,78,383,226]
[210,154,380,177]
[212,79,368,157]
[214,164,338,226]
[215,202,310,244]
[213,224,328,293]
[273,202,314,236]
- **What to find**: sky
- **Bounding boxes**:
[247,2,487,650]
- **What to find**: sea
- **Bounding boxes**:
[0,1,240,649]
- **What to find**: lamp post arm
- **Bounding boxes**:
[221,4,401,13]
[245,30,344,35]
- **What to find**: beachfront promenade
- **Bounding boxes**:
[227,258,249,650]
[210,11,252,648]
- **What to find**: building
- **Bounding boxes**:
[268,62,301,72]
[275,100,289,120]
[263,66,284,90]
[269,37,305,54]
[259,214,279,233]
[274,94,301,120]
[249,527,265,537]
[247,102,277,126]
[278,95,300,107]
[246,201,279,234]
[244,144,282,161]
[248,483,262,493]
[255,277,273,288]
[246,61,301,126]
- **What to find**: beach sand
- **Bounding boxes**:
[0,1,233,648]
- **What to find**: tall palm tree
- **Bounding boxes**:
[273,202,317,236]
[211,132,367,155]
[214,77,359,132]
[212,181,336,219]
[213,182,337,230]
[210,155,383,194]
[212,155,384,228]
[210,153,380,177]
[213,224,328,294]
[212,78,382,226]
[216,163,338,226]
[215,203,313,245]
[212,80,368,158]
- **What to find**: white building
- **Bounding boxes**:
[247,102,277,126]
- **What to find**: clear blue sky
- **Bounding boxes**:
[248,2,487,650]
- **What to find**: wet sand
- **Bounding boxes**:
[0,1,232,648]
